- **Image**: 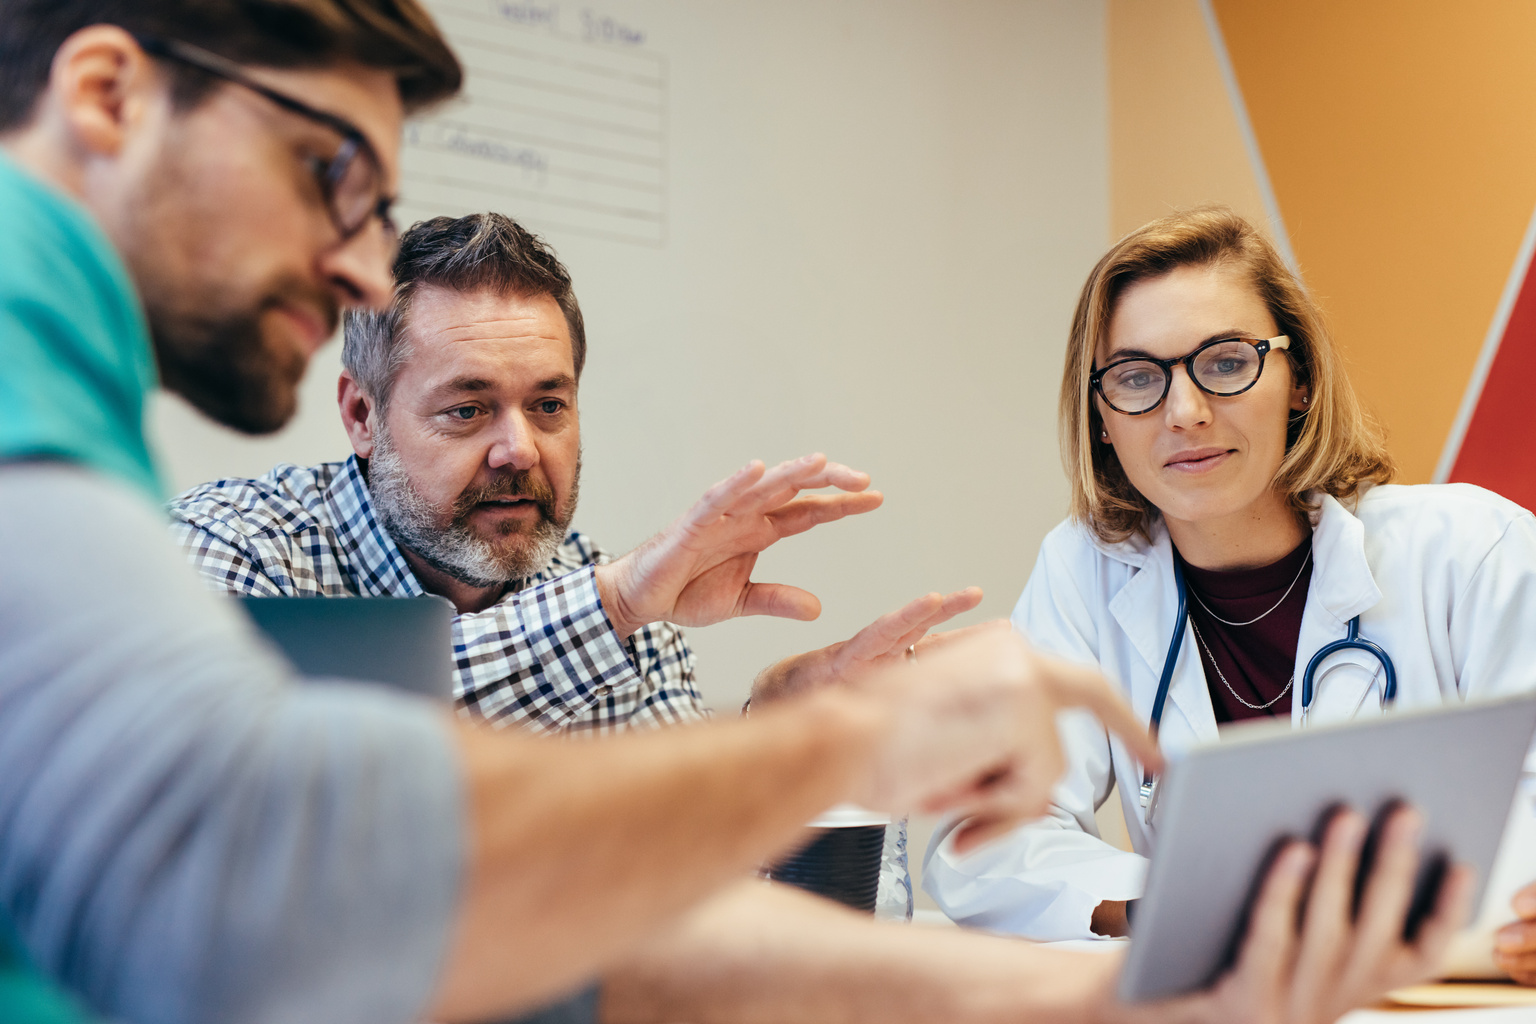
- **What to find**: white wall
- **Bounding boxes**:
[156,0,1109,712]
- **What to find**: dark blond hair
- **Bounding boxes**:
[1061,206,1393,543]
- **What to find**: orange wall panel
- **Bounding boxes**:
[1211,0,1536,482]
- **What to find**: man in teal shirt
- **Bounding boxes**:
[0,2,1472,1024]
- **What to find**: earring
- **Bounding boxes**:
[1302,395,1310,405]
[1100,429,1110,441]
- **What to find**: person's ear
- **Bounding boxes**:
[338,372,379,458]
[46,26,163,161]
[1290,382,1312,413]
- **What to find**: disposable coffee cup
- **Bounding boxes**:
[767,804,891,913]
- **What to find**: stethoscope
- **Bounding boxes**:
[1137,557,1398,820]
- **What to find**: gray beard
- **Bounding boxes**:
[368,426,578,589]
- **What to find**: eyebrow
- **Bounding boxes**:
[423,373,578,402]
[534,374,578,392]
[1103,329,1260,362]
[425,377,495,400]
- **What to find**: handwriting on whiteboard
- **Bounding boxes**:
[401,1,666,246]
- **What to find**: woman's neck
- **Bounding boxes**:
[1164,492,1309,571]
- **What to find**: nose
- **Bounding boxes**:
[1162,364,1212,430]
[486,411,540,473]
[317,219,395,311]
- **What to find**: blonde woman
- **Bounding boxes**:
[924,207,1536,947]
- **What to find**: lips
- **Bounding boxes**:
[454,470,559,523]
[272,303,331,353]
[1164,446,1233,469]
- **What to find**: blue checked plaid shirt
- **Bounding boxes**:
[167,456,708,733]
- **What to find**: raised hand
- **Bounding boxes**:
[749,588,987,705]
[594,454,882,638]
[1098,807,1475,1024]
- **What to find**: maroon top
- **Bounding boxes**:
[1175,535,1313,724]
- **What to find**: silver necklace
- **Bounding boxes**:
[1187,549,1311,627]
[1190,618,1293,711]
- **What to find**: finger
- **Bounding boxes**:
[880,594,979,657]
[1496,919,1536,957]
[938,767,1058,854]
[893,589,986,652]
[910,618,1012,656]
[789,460,872,493]
[751,458,871,499]
[737,453,835,507]
[711,454,827,522]
[888,615,961,658]
[1290,810,1368,1014]
[841,593,946,660]
[766,492,884,537]
[685,460,768,528]
[1411,863,1475,973]
[1230,841,1314,995]
[1494,950,1536,986]
[937,586,984,617]
[890,622,941,656]
[1032,649,1163,771]
[737,582,821,621]
[1513,879,1536,920]
[1303,809,1368,935]
[925,731,1066,839]
[741,457,872,515]
[1347,808,1424,971]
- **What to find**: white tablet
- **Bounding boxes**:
[1118,694,1536,1002]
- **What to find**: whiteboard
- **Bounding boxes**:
[398,1,668,246]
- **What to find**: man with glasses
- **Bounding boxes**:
[0,4,1466,1024]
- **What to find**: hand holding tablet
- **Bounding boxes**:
[1112,695,1536,1014]
[1098,806,1474,1024]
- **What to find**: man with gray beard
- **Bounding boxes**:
[170,212,981,732]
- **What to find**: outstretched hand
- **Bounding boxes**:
[749,588,987,705]
[594,454,882,638]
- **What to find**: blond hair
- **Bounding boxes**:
[1061,206,1393,543]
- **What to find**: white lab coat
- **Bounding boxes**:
[924,483,1536,940]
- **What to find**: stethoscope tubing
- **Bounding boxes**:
[1300,616,1398,718]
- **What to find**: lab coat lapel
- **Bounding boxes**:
[1292,494,1384,724]
[1104,522,1220,746]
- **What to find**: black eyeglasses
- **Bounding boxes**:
[134,35,398,251]
[1090,335,1291,415]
